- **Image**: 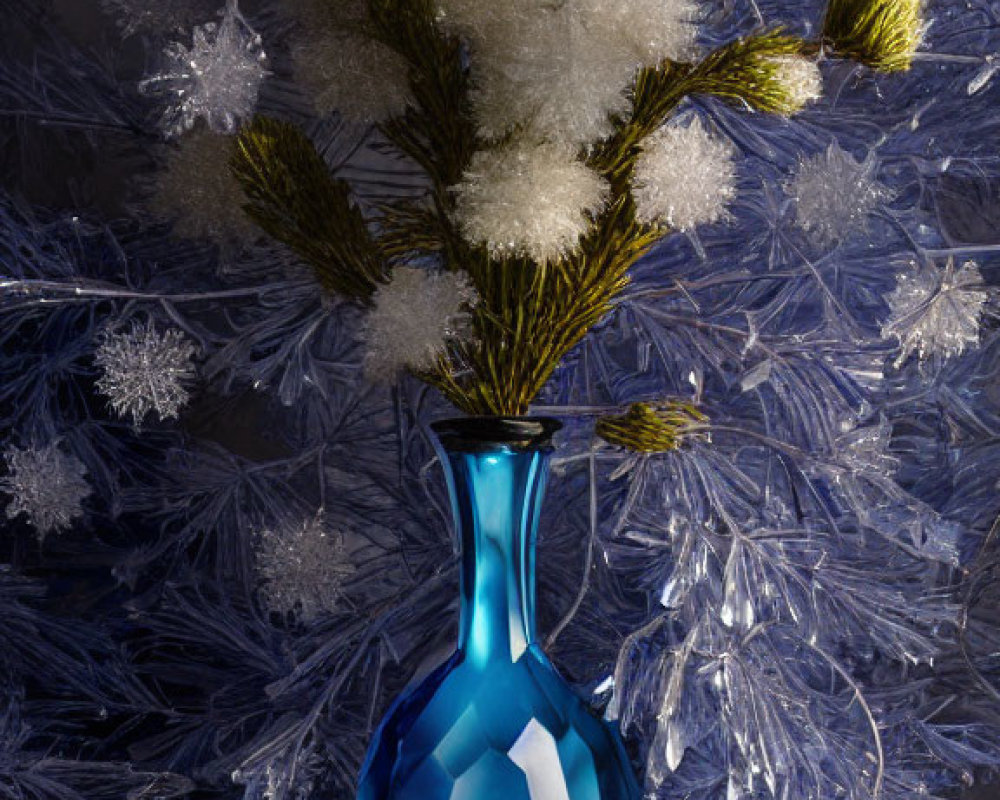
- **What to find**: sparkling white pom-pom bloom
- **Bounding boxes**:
[364,267,478,380]
[632,118,738,230]
[882,259,989,367]
[139,0,267,138]
[292,31,411,122]
[572,0,700,66]
[95,321,197,426]
[465,5,638,144]
[453,141,609,262]
[255,513,354,623]
[766,55,823,112]
[788,143,892,246]
[434,0,547,42]
[1,443,91,539]
[151,129,258,242]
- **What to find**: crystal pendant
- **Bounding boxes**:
[357,417,640,800]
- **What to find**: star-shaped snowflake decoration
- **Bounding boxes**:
[788,143,892,247]
[94,320,198,427]
[1,442,91,539]
[255,512,355,624]
[139,0,268,137]
[882,258,990,368]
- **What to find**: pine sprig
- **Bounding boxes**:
[823,0,922,71]
[231,116,384,300]
[593,31,810,182]
[424,191,661,416]
[596,401,707,452]
[367,0,478,267]
[683,31,813,113]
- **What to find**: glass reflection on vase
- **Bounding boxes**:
[357,417,640,800]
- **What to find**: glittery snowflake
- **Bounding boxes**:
[882,259,990,368]
[453,140,609,263]
[139,0,268,138]
[1,442,91,539]
[151,128,258,242]
[94,321,198,427]
[100,0,206,37]
[787,143,892,246]
[364,267,478,380]
[632,118,738,230]
[255,513,354,623]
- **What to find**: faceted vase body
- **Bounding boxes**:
[357,418,640,800]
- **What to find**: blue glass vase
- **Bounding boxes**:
[357,417,640,800]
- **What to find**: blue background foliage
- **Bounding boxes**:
[0,0,999,797]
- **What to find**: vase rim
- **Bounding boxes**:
[430,416,562,452]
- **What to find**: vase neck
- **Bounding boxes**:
[434,424,556,669]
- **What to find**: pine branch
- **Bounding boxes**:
[422,190,661,416]
[822,0,922,71]
[367,0,478,267]
[593,30,810,182]
[231,116,384,301]
[596,401,707,452]
[683,31,812,113]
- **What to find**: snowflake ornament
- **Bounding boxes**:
[1,442,91,539]
[882,258,990,368]
[95,321,198,427]
[453,140,609,263]
[364,267,478,380]
[255,513,354,623]
[139,0,268,138]
[788,143,892,246]
[151,128,258,242]
[632,118,738,230]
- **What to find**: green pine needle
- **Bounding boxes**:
[823,0,922,72]
[231,116,384,300]
[684,30,814,114]
[596,401,708,453]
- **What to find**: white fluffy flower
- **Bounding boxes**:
[292,31,411,122]
[95,320,198,426]
[364,267,478,380]
[632,118,738,230]
[467,6,638,144]
[151,129,257,242]
[453,141,609,263]
[1,442,91,539]
[572,0,700,66]
[767,55,823,111]
[788,144,892,246]
[882,259,989,367]
[434,0,545,41]
[256,513,354,623]
[139,0,268,138]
